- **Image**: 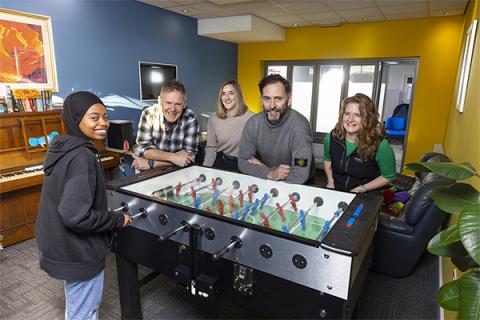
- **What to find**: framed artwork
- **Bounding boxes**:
[456,19,478,113]
[0,9,58,91]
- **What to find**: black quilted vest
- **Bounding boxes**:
[330,134,380,192]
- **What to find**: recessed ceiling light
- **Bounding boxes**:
[442,11,449,15]
[293,23,298,27]
[182,9,189,13]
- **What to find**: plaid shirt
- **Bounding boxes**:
[135,104,199,155]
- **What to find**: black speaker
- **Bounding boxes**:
[107,120,133,150]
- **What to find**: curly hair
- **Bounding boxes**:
[332,93,383,160]
[215,80,248,119]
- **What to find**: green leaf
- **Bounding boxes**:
[458,204,480,265]
[431,184,480,214]
[428,225,461,257]
[405,162,477,180]
[459,271,480,320]
[451,247,479,271]
[438,279,460,311]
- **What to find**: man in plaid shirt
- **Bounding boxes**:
[132,80,199,170]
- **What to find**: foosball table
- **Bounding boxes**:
[108,166,382,319]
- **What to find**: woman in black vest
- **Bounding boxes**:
[323,93,396,193]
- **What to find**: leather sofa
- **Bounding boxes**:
[371,152,454,278]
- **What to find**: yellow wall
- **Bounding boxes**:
[238,16,464,165]
[444,0,479,190]
[442,1,479,319]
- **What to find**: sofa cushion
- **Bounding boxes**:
[378,210,414,234]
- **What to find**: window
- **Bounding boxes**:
[264,58,418,138]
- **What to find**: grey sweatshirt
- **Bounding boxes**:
[238,108,313,184]
[203,110,254,167]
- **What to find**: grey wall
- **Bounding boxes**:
[3,0,237,130]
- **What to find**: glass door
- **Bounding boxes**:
[291,65,314,122]
[315,65,345,133]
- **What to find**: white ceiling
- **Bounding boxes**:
[138,0,469,42]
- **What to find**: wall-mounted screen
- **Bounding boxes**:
[139,61,177,101]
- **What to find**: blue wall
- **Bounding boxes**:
[3,0,237,129]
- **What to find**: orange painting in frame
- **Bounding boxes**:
[0,9,58,91]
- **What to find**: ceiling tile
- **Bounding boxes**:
[268,14,307,24]
[138,0,179,8]
[345,16,385,23]
[208,0,255,4]
[166,5,205,15]
[428,0,468,11]
[280,2,331,14]
[385,12,428,19]
[174,0,204,4]
[246,6,291,18]
[326,0,376,10]
[376,0,426,7]
[429,9,465,16]
[337,7,383,19]
[380,2,428,15]
[300,11,342,21]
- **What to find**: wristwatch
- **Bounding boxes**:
[148,159,155,169]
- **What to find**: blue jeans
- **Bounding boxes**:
[64,270,104,320]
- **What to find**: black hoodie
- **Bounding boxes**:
[36,92,125,282]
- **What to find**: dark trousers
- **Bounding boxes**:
[213,152,238,172]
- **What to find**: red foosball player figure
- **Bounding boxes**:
[239,190,244,208]
[261,212,270,228]
[190,186,196,203]
[218,200,224,216]
[176,182,182,197]
[289,194,298,212]
[276,202,286,222]
[248,186,253,204]
[229,195,235,214]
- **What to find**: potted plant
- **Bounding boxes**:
[405,161,479,320]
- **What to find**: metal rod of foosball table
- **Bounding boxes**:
[287,196,323,232]
[130,208,147,220]
[158,221,190,242]
[199,181,240,209]
[212,236,242,261]
[152,174,206,198]
[315,201,348,241]
[111,202,129,213]
[265,192,300,220]
[182,177,222,197]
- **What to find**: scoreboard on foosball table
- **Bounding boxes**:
[107,166,382,319]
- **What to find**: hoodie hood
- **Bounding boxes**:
[44,135,95,175]
[62,91,104,140]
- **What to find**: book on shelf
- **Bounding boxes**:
[2,89,56,113]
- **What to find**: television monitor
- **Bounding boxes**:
[139,61,178,101]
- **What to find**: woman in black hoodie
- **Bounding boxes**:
[36,91,132,320]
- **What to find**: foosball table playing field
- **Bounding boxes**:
[108,166,382,319]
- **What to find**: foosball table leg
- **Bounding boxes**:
[116,255,142,319]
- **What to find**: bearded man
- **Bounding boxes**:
[238,74,314,184]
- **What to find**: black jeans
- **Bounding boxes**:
[213,152,238,172]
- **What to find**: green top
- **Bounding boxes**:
[323,132,396,179]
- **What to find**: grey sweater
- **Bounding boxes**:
[203,110,254,167]
[238,108,313,184]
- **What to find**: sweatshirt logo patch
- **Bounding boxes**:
[294,158,308,167]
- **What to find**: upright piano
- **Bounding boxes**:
[0,111,120,247]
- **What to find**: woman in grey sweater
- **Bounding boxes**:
[203,80,254,171]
